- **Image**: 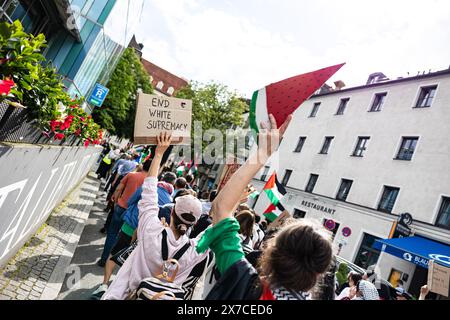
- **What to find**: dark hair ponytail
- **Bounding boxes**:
[171,210,189,236]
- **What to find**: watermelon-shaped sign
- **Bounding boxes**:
[249,63,345,133]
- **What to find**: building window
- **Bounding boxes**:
[294,136,306,153]
[336,98,349,115]
[388,269,404,288]
[415,85,437,108]
[369,92,387,112]
[336,179,353,201]
[319,136,334,154]
[378,186,400,213]
[305,174,319,193]
[0,0,19,23]
[309,102,321,117]
[396,137,419,161]
[281,169,292,186]
[260,166,270,181]
[354,233,381,270]
[156,81,164,90]
[167,86,175,95]
[353,136,370,157]
[435,196,450,230]
[293,209,306,219]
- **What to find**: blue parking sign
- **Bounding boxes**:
[88,83,109,107]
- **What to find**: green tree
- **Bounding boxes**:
[176,81,248,145]
[92,47,152,138]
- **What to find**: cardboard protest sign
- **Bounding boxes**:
[134,93,192,144]
[428,260,450,297]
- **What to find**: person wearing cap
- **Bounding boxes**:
[102,133,211,300]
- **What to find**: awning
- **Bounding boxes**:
[374,236,450,269]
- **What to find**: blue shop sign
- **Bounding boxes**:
[374,236,450,269]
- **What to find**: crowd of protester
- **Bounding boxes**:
[89,116,431,301]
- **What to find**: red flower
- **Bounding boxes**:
[50,120,60,132]
[84,139,90,147]
[75,129,81,136]
[0,79,15,95]
[93,139,100,145]
[55,133,65,140]
[59,122,69,130]
[80,117,85,121]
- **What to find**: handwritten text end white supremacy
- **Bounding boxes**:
[146,109,189,131]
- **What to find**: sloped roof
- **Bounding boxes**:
[141,59,189,96]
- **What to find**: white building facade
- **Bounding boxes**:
[251,69,450,298]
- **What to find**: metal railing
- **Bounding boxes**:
[0,100,83,146]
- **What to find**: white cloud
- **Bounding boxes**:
[135,0,450,97]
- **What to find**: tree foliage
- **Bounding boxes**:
[92,47,152,139]
[175,81,248,145]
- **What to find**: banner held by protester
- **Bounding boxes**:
[134,93,192,144]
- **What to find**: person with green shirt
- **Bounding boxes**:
[196,114,334,300]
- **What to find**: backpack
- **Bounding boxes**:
[110,240,138,267]
[129,229,191,300]
[241,236,253,255]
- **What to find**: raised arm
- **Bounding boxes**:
[211,114,292,225]
[137,133,172,222]
[148,132,171,178]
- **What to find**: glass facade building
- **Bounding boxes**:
[0,0,144,111]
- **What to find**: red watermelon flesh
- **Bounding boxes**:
[266,63,345,127]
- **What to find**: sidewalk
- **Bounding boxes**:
[0,172,101,300]
[57,185,113,300]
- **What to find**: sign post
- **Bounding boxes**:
[88,83,109,107]
[390,212,413,238]
[134,93,192,144]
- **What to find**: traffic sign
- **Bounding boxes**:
[324,219,336,231]
[88,83,109,107]
[342,227,352,237]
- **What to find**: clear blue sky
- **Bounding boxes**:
[132,0,450,98]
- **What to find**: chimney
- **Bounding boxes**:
[334,80,346,90]
[366,72,387,85]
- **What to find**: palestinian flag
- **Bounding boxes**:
[176,165,185,177]
[250,63,345,134]
[188,162,198,176]
[249,190,260,199]
[263,202,286,222]
[247,185,259,199]
[263,172,286,206]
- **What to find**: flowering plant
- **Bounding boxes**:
[43,99,103,145]
[1,20,104,147]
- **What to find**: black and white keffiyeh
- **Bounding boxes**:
[272,286,311,300]
[358,280,380,300]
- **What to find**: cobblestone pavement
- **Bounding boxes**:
[0,172,100,300]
